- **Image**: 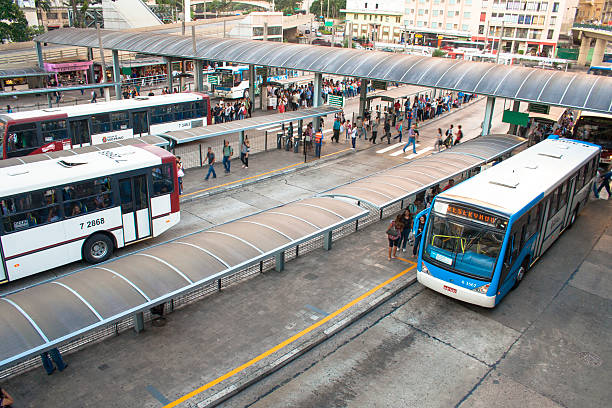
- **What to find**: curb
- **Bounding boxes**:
[196,273,418,408]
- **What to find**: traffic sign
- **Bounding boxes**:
[207,75,219,85]
[328,94,344,107]
[325,21,333,27]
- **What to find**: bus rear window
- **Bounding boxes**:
[151,164,174,196]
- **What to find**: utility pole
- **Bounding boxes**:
[95,20,111,102]
[496,21,504,64]
[327,0,330,19]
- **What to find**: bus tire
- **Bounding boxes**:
[513,264,527,290]
[83,233,114,264]
[568,209,578,229]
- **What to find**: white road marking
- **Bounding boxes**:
[376,142,404,154]
[389,143,421,156]
[405,146,433,159]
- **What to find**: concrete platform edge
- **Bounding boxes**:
[196,273,417,408]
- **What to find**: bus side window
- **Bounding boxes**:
[548,189,559,219]
[591,156,598,178]
[558,181,568,209]
[6,123,39,157]
[575,167,584,193]
[151,164,174,196]
[41,120,67,142]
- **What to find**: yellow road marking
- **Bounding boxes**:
[180,148,351,198]
[163,258,416,408]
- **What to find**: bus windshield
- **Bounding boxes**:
[423,212,506,281]
[573,115,612,149]
[218,72,241,88]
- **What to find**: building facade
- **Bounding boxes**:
[574,0,605,23]
[343,0,569,56]
[602,0,612,23]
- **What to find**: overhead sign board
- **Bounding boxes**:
[502,110,529,127]
[327,94,344,107]
[371,80,388,90]
[528,103,550,114]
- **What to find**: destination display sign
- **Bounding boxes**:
[447,204,498,226]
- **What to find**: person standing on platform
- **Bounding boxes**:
[240,136,250,169]
[349,123,357,149]
[204,147,216,180]
[383,118,391,144]
[370,114,379,144]
[332,116,341,143]
[222,140,233,173]
[435,128,444,151]
[314,130,323,157]
[413,215,426,258]
[176,156,184,194]
[41,348,67,375]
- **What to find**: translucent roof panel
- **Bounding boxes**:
[320,134,527,208]
[34,29,612,113]
[0,197,366,368]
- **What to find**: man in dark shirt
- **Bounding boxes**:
[205,147,217,180]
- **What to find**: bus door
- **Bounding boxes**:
[68,118,91,148]
[132,111,149,137]
[119,173,151,243]
[0,251,7,283]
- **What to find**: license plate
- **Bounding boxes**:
[443,285,457,294]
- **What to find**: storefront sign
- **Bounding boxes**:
[44,61,93,73]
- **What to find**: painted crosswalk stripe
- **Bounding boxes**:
[405,146,433,159]
[376,142,404,154]
[389,143,421,156]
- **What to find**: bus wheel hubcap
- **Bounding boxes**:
[517,267,525,282]
[92,242,107,258]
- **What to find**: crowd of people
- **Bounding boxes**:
[212,99,252,123]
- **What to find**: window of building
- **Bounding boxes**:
[550,16,557,25]
[433,9,439,16]
[552,2,559,12]
[456,11,460,16]
[462,24,469,30]
[478,25,485,34]
[547,29,554,39]
[46,12,58,19]
[434,0,440,3]
[447,23,453,29]
[518,14,524,23]
[464,11,471,18]
[448,10,454,17]
[454,24,458,28]
[540,2,547,11]
[364,2,368,8]
[61,13,68,19]
[419,9,424,15]
[449,0,456,3]
[480,11,487,21]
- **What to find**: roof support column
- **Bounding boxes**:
[134,312,144,333]
[481,96,495,136]
[323,230,333,250]
[36,42,52,108]
[112,50,122,100]
[359,78,368,119]
[166,57,173,93]
[275,251,285,272]
[260,66,267,111]
[313,72,322,131]
[248,64,255,110]
[194,60,204,92]
[87,48,95,85]
[577,35,591,67]
[591,38,607,68]
[240,130,245,146]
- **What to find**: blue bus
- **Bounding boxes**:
[587,65,612,76]
[414,137,600,307]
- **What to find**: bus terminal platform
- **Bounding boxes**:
[2,179,610,408]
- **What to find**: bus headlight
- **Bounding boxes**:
[421,264,430,274]
[472,284,490,294]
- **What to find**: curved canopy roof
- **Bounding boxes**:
[320,135,526,209]
[0,197,366,368]
[35,28,612,114]
[0,67,48,79]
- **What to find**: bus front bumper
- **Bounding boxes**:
[416,271,496,308]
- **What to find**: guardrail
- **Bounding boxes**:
[573,23,612,32]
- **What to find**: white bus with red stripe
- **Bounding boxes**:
[0,143,180,283]
[0,92,211,160]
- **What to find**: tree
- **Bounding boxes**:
[208,0,232,15]
[432,48,446,58]
[309,0,346,19]
[0,0,30,42]
[274,0,299,15]
[64,0,89,28]
[35,0,52,29]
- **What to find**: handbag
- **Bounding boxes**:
[408,230,415,246]
[386,222,400,240]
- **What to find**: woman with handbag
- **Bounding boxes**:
[413,215,426,258]
[399,209,414,253]
[386,214,404,260]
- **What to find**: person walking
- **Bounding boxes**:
[0,387,14,407]
[222,140,233,173]
[204,147,217,180]
[40,347,67,375]
[454,125,463,145]
[393,121,403,142]
[435,128,444,151]
[399,209,414,253]
[176,156,184,194]
[370,115,379,144]
[6,105,12,113]
[595,169,612,199]
[240,136,250,168]
[90,90,97,103]
[387,214,404,260]
[413,215,426,258]
[383,118,391,144]
[403,124,417,154]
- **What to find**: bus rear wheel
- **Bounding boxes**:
[83,233,114,264]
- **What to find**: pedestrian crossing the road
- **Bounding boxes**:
[376,142,434,159]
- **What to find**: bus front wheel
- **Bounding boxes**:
[513,265,526,290]
[83,233,114,264]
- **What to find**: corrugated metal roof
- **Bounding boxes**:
[319,135,527,209]
[0,197,367,368]
[0,67,48,79]
[162,105,340,144]
[34,28,612,114]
